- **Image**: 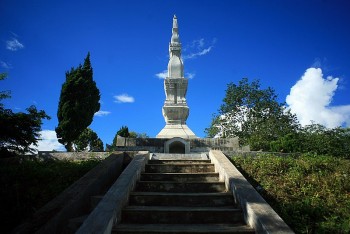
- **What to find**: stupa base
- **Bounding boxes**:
[156,124,197,139]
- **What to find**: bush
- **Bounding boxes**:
[231,154,350,233]
[0,158,100,233]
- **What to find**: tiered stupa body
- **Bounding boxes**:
[156,15,197,139]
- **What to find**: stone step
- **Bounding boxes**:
[140,172,220,182]
[145,164,215,173]
[121,206,244,224]
[129,192,235,207]
[113,224,255,234]
[135,181,226,193]
[148,159,212,164]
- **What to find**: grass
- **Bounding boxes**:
[230,153,350,234]
[0,158,100,233]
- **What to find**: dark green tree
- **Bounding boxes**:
[74,128,103,151]
[0,73,11,102]
[299,124,350,158]
[117,126,130,137]
[0,73,50,156]
[112,126,129,147]
[205,78,299,150]
[56,53,100,151]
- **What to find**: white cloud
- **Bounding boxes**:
[114,94,135,103]
[32,130,65,152]
[6,38,24,51]
[183,38,216,60]
[0,61,12,69]
[94,110,111,116]
[286,68,350,128]
[183,46,213,60]
[191,38,205,49]
[155,70,167,79]
[186,72,195,79]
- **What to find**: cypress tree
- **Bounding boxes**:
[56,53,100,151]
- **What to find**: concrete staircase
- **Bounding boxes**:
[113,158,254,233]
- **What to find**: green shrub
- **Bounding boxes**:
[231,154,350,233]
[0,158,100,233]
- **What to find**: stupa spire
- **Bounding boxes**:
[171,15,179,44]
[157,15,197,139]
[168,14,183,78]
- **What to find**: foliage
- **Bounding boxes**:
[0,73,50,156]
[129,131,137,138]
[270,124,350,158]
[73,128,104,152]
[205,114,221,138]
[205,78,299,150]
[117,126,130,137]
[270,132,302,153]
[56,53,100,151]
[231,154,350,233]
[129,131,149,138]
[300,124,350,158]
[0,158,100,233]
[0,73,11,102]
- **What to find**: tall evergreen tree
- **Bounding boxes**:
[56,53,100,151]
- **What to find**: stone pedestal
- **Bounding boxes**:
[157,123,196,139]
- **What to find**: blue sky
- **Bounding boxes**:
[1,0,350,151]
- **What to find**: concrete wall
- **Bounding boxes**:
[77,151,149,234]
[13,152,128,234]
[110,137,241,153]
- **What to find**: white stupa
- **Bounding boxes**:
[156,15,197,139]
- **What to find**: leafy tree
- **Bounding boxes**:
[0,73,11,102]
[205,78,299,150]
[270,132,302,153]
[73,128,104,152]
[205,115,222,138]
[129,131,149,138]
[129,131,137,138]
[56,53,100,151]
[136,132,149,138]
[299,124,350,158]
[0,73,50,156]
